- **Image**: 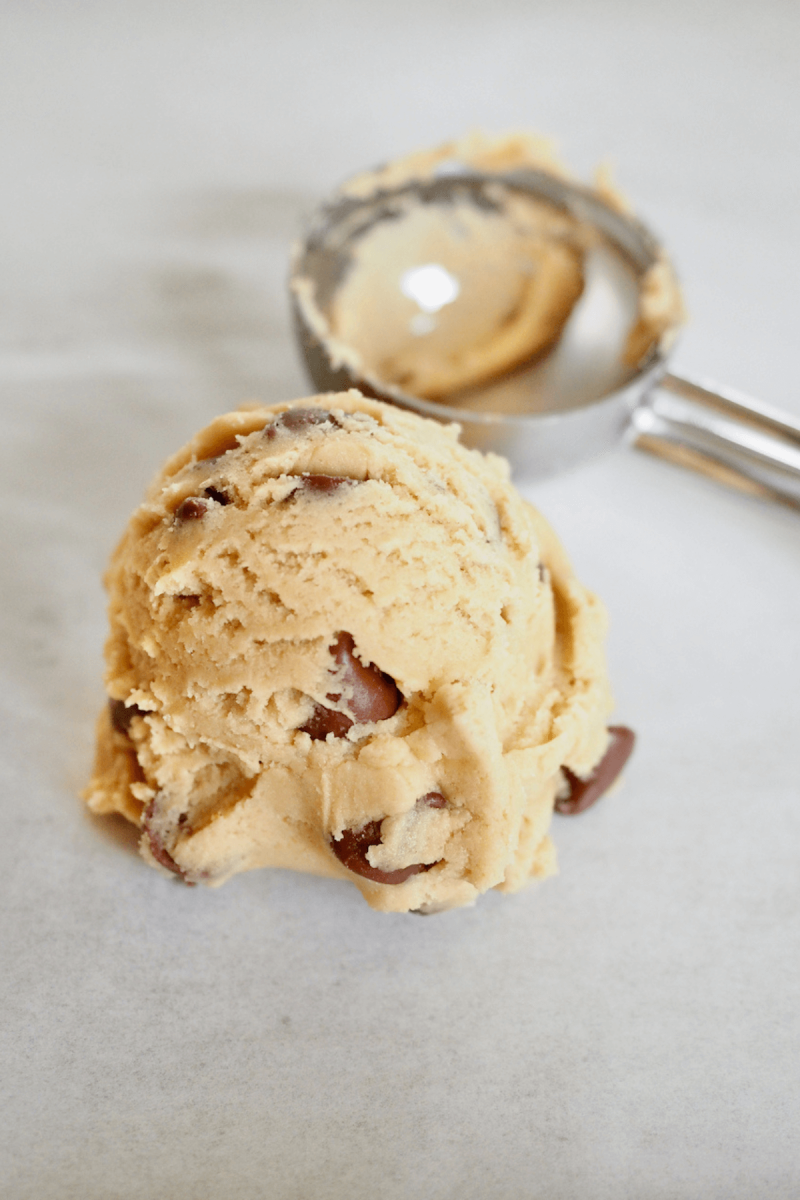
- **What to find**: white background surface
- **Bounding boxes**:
[2,2,799,1196]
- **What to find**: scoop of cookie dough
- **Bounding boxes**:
[84,390,623,913]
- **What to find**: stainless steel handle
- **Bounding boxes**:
[632,372,800,510]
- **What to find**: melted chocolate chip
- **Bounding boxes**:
[175,497,209,521]
[555,725,636,816]
[203,486,231,506]
[288,473,354,498]
[299,631,402,739]
[109,697,145,736]
[330,792,447,885]
[265,408,341,440]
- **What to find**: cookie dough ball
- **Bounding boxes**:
[84,391,622,913]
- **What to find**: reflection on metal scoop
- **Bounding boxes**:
[448,240,641,417]
[291,165,800,509]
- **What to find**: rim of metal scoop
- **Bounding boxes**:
[290,166,800,509]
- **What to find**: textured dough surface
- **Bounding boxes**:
[84,391,613,912]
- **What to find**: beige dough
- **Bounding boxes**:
[84,391,614,913]
[329,189,587,400]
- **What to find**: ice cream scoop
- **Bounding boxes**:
[291,134,800,508]
[84,391,630,913]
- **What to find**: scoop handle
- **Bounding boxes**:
[632,372,800,510]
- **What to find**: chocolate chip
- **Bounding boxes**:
[418,791,446,809]
[290,474,354,496]
[109,697,145,736]
[299,631,402,739]
[555,725,636,815]
[330,821,424,885]
[330,792,446,885]
[202,486,231,506]
[331,632,402,722]
[143,798,193,884]
[265,407,341,440]
[300,704,355,740]
[175,497,209,521]
[143,799,183,876]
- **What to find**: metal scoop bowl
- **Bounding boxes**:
[290,164,800,509]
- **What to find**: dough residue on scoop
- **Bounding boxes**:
[328,187,588,400]
[292,130,685,404]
